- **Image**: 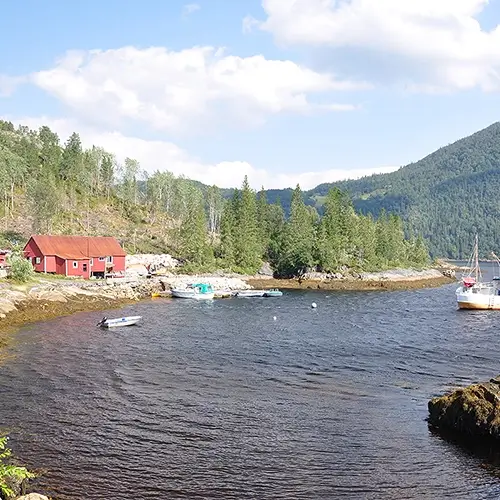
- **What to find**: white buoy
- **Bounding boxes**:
[311,302,317,309]
[273,316,277,321]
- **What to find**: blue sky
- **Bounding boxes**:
[2,0,500,189]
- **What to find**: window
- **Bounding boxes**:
[98,257,105,262]
[90,258,94,266]
[73,261,78,269]
[35,257,41,265]
[106,256,113,264]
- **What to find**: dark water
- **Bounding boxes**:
[3,278,500,499]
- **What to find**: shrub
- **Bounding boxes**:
[0,436,35,499]
[7,251,34,283]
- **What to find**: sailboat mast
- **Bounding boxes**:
[475,234,479,282]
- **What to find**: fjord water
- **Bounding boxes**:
[2,279,500,499]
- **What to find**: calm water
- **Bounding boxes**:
[2,276,500,499]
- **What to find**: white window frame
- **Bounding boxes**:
[90,258,94,266]
[98,257,105,262]
[35,257,41,265]
[106,256,113,264]
[73,261,78,269]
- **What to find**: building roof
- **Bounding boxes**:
[27,235,126,260]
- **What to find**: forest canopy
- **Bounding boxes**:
[0,120,429,276]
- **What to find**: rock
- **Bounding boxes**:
[428,377,500,439]
[0,290,26,304]
[28,289,67,302]
[15,495,50,500]
[258,262,274,276]
[126,253,179,272]
[441,269,456,279]
[0,298,16,314]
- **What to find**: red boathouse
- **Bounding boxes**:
[23,235,126,279]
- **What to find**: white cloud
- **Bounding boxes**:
[30,46,369,134]
[10,115,398,190]
[182,3,200,16]
[249,0,500,91]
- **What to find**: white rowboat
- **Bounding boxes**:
[97,316,142,328]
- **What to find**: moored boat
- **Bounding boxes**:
[171,283,215,300]
[264,289,283,297]
[456,235,500,310]
[236,290,266,297]
[97,315,142,328]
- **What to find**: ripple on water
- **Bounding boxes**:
[2,282,500,499]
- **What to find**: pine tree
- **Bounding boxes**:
[59,132,83,182]
[234,176,261,273]
[178,187,214,269]
[277,185,317,277]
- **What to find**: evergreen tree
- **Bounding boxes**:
[59,132,83,182]
[233,176,261,272]
[178,187,214,269]
[277,185,317,277]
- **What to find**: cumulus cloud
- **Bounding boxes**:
[30,46,369,135]
[10,115,398,190]
[248,0,500,91]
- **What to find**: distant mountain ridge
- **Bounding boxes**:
[252,122,500,259]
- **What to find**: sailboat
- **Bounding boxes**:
[455,235,500,310]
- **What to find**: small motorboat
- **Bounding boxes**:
[236,290,266,297]
[264,289,283,297]
[97,316,142,328]
[171,283,215,300]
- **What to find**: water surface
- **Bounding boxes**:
[2,279,500,499]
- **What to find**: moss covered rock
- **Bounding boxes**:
[428,376,500,439]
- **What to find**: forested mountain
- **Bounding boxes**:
[0,119,428,276]
[265,123,500,259]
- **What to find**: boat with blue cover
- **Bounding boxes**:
[171,283,215,300]
[264,289,283,297]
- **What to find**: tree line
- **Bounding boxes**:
[0,120,429,275]
[297,122,500,259]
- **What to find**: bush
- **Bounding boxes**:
[0,436,35,499]
[7,251,34,283]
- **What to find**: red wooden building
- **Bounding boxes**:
[23,235,126,279]
[0,251,9,268]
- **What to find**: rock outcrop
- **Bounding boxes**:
[15,494,49,500]
[428,376,500,439]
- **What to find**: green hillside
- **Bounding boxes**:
[0,119,428,276]
[265,123,500,259]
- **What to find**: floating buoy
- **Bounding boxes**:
[273,316,277,321]
[311,302,317,309]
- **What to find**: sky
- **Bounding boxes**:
[2,0,500,189]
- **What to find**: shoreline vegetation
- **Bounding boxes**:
[0,267,456,336]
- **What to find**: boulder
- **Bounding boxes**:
[428,376,500,439]
[28,289,67,302]
[258,262,274,276]
[0,298,16,314]
[15,495,50,500]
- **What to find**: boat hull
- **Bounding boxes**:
[171,290,214,300]
[456,287,500,310]
[102,316,142,328]
[236,290,266,297]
